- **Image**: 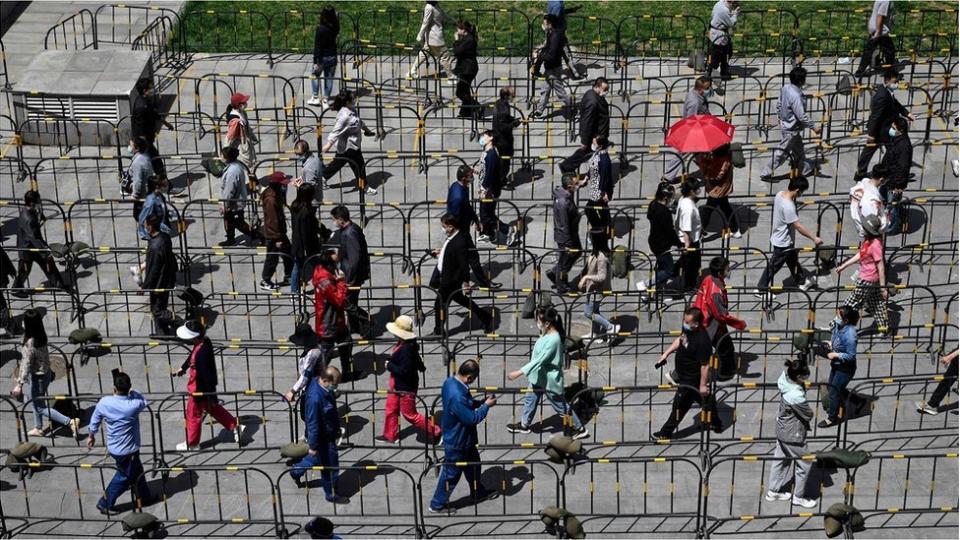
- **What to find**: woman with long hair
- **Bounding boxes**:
[11,309,79,437]
[578,230,619,339]
[452,20,479,119]
[289,184,320,294]
[507,307,589,440]
[308,6,340,108]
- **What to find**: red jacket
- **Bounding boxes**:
[312,265,348,339]
[693,275,746,337]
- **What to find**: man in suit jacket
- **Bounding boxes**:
[855,68,915,179]
[560,77,610,174]
[429,359,498,513]
[430,213,494,337]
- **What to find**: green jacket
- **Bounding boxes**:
[522,332,565,395]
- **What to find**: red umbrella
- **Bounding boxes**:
[665,114,735,153]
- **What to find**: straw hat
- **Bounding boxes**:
[386,315,417,340]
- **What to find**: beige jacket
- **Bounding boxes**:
[17,338,51,385]
[579,252,611,293]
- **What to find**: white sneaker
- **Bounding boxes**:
[953,159,959,177]
[175,442,198,451]
[732,231,742,239]
[234,423,246,443]
[792,496,818,508]
[799,277,818,292]
[506,226,518,247]
[606,324,621,336]
[571,427,589,440]
[916,401,939,415]
[765,490,791,502]
[307,96,321,106]
[664,370,678,386]
[364,186,378,196]
[636,280,647,292]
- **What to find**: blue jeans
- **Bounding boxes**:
[30,371,71,430]
[583,297,614,333]
[311,56,337,99]
[291,442,339,498]
[99,452,149,510]
[826,365,855,420]
[430,446,481,510]
[883,189,902,234]
[520,386,582,430]
[290,258,304,294]
[653,251,676,288]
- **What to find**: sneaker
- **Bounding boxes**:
[218,238,237,247]
[799,277,818,292]
[428,505,455,514]
[69,418,80,438]
[759,174,774,183]
[545,270,557,285]
[506,423,531,434]
[292,475,306,489]
[307,96,321,106]
[506,226,518,247]
[752,288,777,300]
[375,435,400,444]
[636,280,648,293]
[732,231,742,239]
[96,503,112,516]
[364,186,378,196]
[916,401,939,415]
[476,234,495,245]
[650,431,670,441]
[606,324,621,336]
[175,442,198,451]
[234,423,246,443]
[259,279,280,291]
[953,159,959,177]
[817,418,839,428]
[27,427,45,437]
[664,370,678,386]
[765,490,792,502]
[326,494,350,505]
[529,109,543,119]
[337,426,346,446]
[792,496,818,509]
[571,427,589,440]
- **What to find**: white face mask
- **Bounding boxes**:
[591,143,599,152]
[888,82,899,91]
[480,136,488,147]
[888,127,898,138]
[597,89,608,98]
[542,24,548,31]
[128,144,135,155]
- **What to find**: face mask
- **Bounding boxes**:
[598,90,607,98]
[888,127,897,138]
[705,87,716,98]
[682,322,695,333]
[542,24,548,31]
[888,82,898,91]
[330,384,338,392]
[295,153,305,161]
[591,143,599,152]
[479,137,488,147]
[127,145,135,155]
[833,315,843,327]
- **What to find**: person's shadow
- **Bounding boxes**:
[332,459,394,498]
[446,464,534,509]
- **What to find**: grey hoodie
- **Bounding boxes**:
[775,370,813,444]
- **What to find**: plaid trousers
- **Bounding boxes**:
[844,279,888,331]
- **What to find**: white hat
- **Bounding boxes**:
[386,315,417,340]
[176,321,202,340]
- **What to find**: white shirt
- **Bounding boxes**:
[291,348,324,393]
[436,230,458,273]
[675,197,701,244]
[849,178,886,234]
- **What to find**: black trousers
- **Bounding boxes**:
[479,198,508,240]
[855,131,890,176]
[757,245,807,289]
[145,139,167,179]
[929,358,958,407]
[262,236,293,281]
[704,196,739,233]
[323,148,368,189]
[714,329,737,378]
[658,386,721,436]
[550,240,582,287]
[584,199,611,234]
[133,201,144,222]
[345,288,371,336]
[856,34,896,75]
[677,241,701,291]
[320,336,353,373]
[434,284,488,333]
[707,40,732,78]
[149,290,172,334]
[14,251,66,289]
[455,73,478,118]
[223,209,255,243]
[559,145,593,174]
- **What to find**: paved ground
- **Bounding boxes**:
[0,2,957,538]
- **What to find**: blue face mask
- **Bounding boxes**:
[888,127,897,138]
[833,315,843,327]
[479,137,487,147]
[682,322,695,332]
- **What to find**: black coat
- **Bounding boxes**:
[866,84,908,139]
[492,98,519,156]
[578,88,610,145]
[647,201,683,256]
[313,21,340,64]
[290,205,320,260]
[880,134,913,190]
[17,207,47,249]
[387,340,425,393]
[131,94,163,143]
[338,222,371,286]
[180,337,218,394]
[142,231,177,289]
[537,28,568,70]
[453,33,478,78]
[439,232,471,290]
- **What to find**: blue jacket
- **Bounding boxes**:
[303,378,340,451]
[830,321,858,371]
[446,181,478,231]
[137,192,172,240]
[439,376,489,453]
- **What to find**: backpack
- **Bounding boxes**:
[120,170,134,196]
[610,245,629,278]
[816,448,871,469]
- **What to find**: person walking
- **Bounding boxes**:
[452,21,479,119]
[636,183,683,301]
[126,136,155,221]
[530,14,572,119]
[651,307,723,440]
[546,174,582,293]
[765,358,819,509]
[136,176,172,241]
[854,69,915,179]
[12,190,69,292]
[408,1,455,80]
[259,172,294,291]
[378,315,441,443]
[577,231,620,339]
[707,0,740,81]
[916,349,959,415]
[559,77,610,174]
[507,307,590,439]
[447,165,500,288]
[11,309,79,438]
[308,6,340,108]
[492,87,521,187]
[849,164,888,239]
[836,214,889,334]
[330,205,372,337]
[582,136,614,246]
[218,146,259,247]
[693,257,747,380]
[290,184,321,294]
[879,116,913,233]
[429,213,495,337]
[225,93,258,169]
[754,177,822,298]
[429,359,498,513]
[290,366,349,505]
[322,91,378,196]
[130,77,172,179]
[662,76,713,183]
[173,320,243,451]
[142,215,178,335]
[85,371,151,514]
[293,140,326,201]
[854,0,897,78]
[674,181,703,291]
[476,130,517,245]
[696,143,741,238]
[760,67,821,181]
[312,250,354,372]
[285,338,324,404]
[818,306,859,428]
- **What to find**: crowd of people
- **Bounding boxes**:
[2,0,956,533]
